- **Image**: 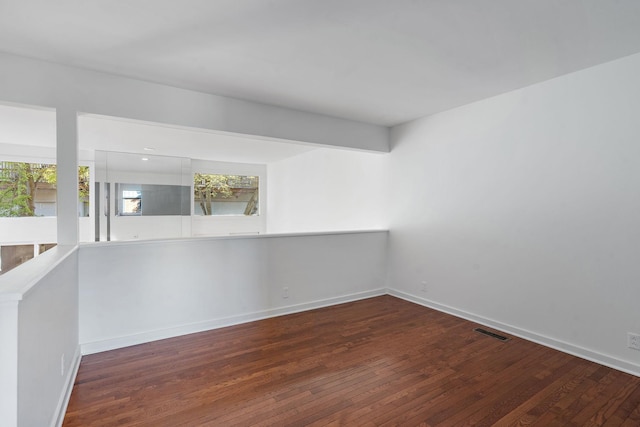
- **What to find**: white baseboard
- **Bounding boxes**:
[79,287,640,378]
[387,287,640,378]
[81,289,386,355]
[52,345,81,427]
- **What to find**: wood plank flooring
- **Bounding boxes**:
[63,296,640,426]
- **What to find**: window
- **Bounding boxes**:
[115,183,190,217]
[0,243,56,275]
[78,165,90,217]
[0,160,90,272]
[0,161,90,217]
[194,174,259,216]
[0,161,56,217]
[121,187,142,215]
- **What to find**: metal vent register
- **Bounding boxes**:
[474,328,510,341]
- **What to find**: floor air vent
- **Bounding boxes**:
[474,328,510,341]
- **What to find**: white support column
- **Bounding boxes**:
[56,107,78,245]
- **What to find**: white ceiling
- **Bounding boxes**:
[2,1,640,126]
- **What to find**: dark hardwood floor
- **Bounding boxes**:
[63,296,640,426]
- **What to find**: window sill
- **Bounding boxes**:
[80,229,389,248]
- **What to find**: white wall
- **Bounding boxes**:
[109,216,184,241]
[266,148,389,233]
[0,52,388,152]
[0,246,79,427]
[0,217,57,246]
[78,231,388,354]
[388,52,640,375]
[0,300,18,426]
[18,248,79,427]
[0,210,94,247]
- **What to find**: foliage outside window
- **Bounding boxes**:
[194,174,259,216]
[0,161,90,217]
[78,166,90,217]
